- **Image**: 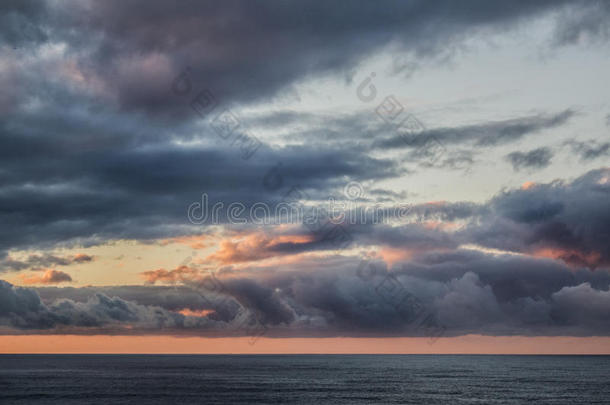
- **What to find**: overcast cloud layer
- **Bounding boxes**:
[1,0,609,338]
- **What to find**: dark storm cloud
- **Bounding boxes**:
[163,162,610,269]
[505,147,553,171]
[0,76,402,256]
[3,1,589,118]
[0,105,404,253]
[0,0,594,255]
[264,167,610,270]
[0,280,215,331]
[36,285,215,311]
[2,249,610,336]
[465,168,610,268]
[10,1,581,114]
[0,104,572,255]
[4,164,610,336]
[397,248,610,300]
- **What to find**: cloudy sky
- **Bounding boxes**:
[1,0,609,353]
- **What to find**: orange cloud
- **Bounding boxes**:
[176,308,215,317]
[140,265,201,284]
[422,220,461,232]
[72,253,94,263]
[207,232,314,265]
[19,269,73,285]
[424,201,447,206]
[533,247,604,269]
[378,247,412,266]
[521,181,537,190]
[160,235,211,249]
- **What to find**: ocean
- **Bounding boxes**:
[0,355,608,404]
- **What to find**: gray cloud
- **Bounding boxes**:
[464,168,610,268]
[552,0,610,46]
[505,147,553,171]
[0,253,94,273]
[375,110,574,150]
[566,140,610,161]
[0,108,404,254]
[2,247,609,336]
[252,167,610,270]
[0,280,207,330]
[5,0,580,115]
[1,0,609,339]
[0,0,591,256]
[0,0,48,47]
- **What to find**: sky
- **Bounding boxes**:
[1,0,609,353]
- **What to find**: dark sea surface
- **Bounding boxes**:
[0,354,608,404]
